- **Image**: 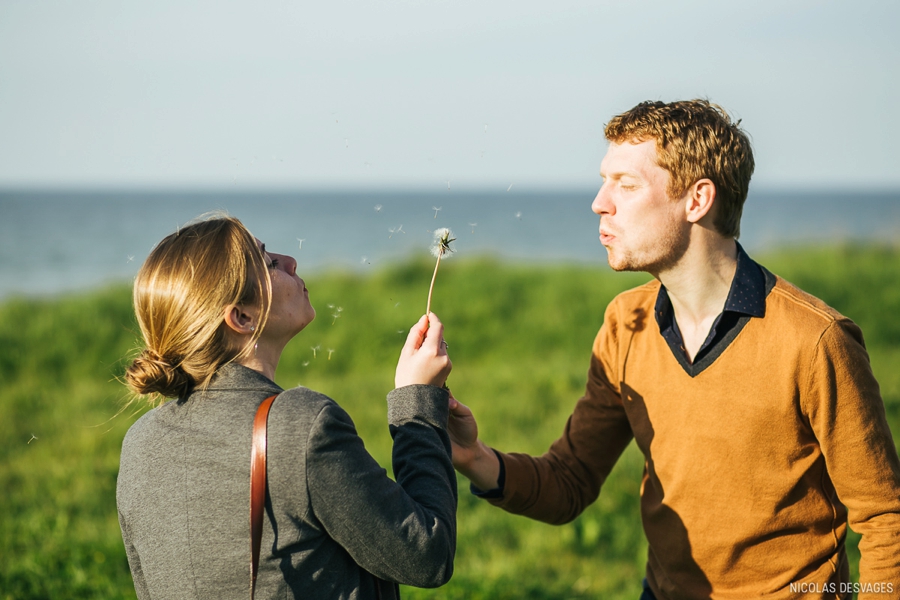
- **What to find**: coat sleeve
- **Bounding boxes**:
[804,318,900,597]
[486,301,635,524]
[305,384,456,588]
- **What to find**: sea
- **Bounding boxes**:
[1,188,899,300]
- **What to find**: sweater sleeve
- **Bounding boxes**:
[804,319,900,595]
[305,384,456,588]
[486,301,635,524]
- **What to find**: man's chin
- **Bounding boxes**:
[604,251,637,273]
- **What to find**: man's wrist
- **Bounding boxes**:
[458,441,502,491]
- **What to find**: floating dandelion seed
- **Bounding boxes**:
[327,303,335,309]
[332,307,343,324]
[374,204,383,212]
[28,434,38,444]
[507,183,513,192]
[469,222,477,234]
[297,238,305,249]
[327,349,335,360]
[361,255,370,264]
[515,211,523,220]
[484,124,488,134]
[311,345,320,358]
[426,227,455,315]
[432,206,442,218]
[127,255,135,263]
[302,361,310,367]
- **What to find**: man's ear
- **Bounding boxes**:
[685,178,717,224]
[223,304,257,335]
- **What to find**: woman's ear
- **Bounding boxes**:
[223,304,258,335]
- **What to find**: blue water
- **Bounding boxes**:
[1,188,899,299]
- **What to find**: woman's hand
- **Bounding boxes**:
[395,313,452,389]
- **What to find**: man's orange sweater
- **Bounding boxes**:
[491,275,900,599]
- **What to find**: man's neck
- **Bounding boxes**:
[656,236,738,361]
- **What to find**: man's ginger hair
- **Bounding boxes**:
[604,99,755,238]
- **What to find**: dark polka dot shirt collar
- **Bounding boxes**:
[655,242,768,372]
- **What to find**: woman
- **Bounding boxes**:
[117,214,455,599]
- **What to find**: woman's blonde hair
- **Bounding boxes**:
[124,214,271,400]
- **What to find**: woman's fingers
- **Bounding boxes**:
[402,314,429,354]
[421,313,445,353]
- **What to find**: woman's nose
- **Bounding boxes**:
[275,253,297,276]
[284,255,297,276]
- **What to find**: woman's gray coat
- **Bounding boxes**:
[116,363,457,599]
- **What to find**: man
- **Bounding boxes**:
[448,99,900,599]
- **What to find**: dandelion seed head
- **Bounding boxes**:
[374,204,383,212]
[430,227,456,259]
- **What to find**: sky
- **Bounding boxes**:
[1,0,898,192]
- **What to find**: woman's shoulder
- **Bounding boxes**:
[276,385,334,409]
[269,386,350,427]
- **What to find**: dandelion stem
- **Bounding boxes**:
[426,251,443,316]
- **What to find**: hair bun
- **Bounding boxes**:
[125,349,194,398]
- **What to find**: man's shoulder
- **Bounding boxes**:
[758,274,871,353]
[766,275,848,331]
[594,280,660,344]
[610,279,660,309]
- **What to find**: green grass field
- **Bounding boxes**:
[2,246,898,599]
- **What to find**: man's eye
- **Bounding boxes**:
[268,259,280,269]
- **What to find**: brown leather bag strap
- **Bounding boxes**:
[250,394,278,600]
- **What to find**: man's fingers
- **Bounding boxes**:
[449,397,472,418]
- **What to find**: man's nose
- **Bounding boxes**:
[592,186,612,215]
